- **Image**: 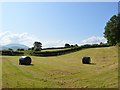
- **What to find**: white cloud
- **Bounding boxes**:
[0,31,73,48]
[0,31,107,48]
[80,36,107,45]
[42,40,73,48]
[0,31,39,47]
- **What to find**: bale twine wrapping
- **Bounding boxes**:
[82,56,91,64]
[19,56,32,65]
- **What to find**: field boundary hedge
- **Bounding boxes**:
[33,47,82,56]
[0,50,24,56]
[0,44,111,56]
[32,44,111,56]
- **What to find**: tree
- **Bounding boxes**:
[28,48,32,50]
[17,48,24,51]
[65,43,71,48]
[33,41,42,51]
[104,14,120,45]
[70,45,74,47]
[100,42,103,45]
[8,48,13,51]
[74,44,78,47]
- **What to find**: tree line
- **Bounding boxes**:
[1,42,110,56]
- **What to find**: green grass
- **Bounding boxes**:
[0,56,2,89]
[41,48,71,52]
[1,46,118,88]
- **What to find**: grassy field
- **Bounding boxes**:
[0,56,2,89]
[41,48,71,52]
[1,46,118,88]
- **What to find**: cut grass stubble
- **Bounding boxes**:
[2,46,118,88]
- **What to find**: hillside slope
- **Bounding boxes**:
[2,46,118,88]
[0,43,29,50]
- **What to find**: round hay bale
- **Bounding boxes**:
[82,56,91,64]
[19,56,32,65]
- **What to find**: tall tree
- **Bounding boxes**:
[74,44,78,47]
[104,14,120,45]
[33,41,42,51]
[65,43,71,48]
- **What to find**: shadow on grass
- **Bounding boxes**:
[20,64,34,66]
[90,63,96,65]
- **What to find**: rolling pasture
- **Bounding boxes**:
[0,56,2,89]
[1,46,118,88]
[41,48,71,52]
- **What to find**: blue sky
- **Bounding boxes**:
[1,2,118,47]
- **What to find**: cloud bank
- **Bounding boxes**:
[80,36,107,45]
[0,31,107,48]
[43,40,73,48]
[0,31,39,47]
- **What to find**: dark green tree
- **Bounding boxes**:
[74,44,78,47]
[70,45,74,47]
[8,48,13,51]
[104,14,120,45]
[17,48,24,51]
[65,43,71,48]
[33,41,42,51]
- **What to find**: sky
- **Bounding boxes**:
[0,2,118,48]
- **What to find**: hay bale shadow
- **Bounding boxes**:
[89,63,96,65]
[22,64,34,66]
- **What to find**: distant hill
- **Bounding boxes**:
[0,43,29,50]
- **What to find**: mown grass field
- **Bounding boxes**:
[41,48,71,52]
[0,56,2,89]
[1,46,118,88]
